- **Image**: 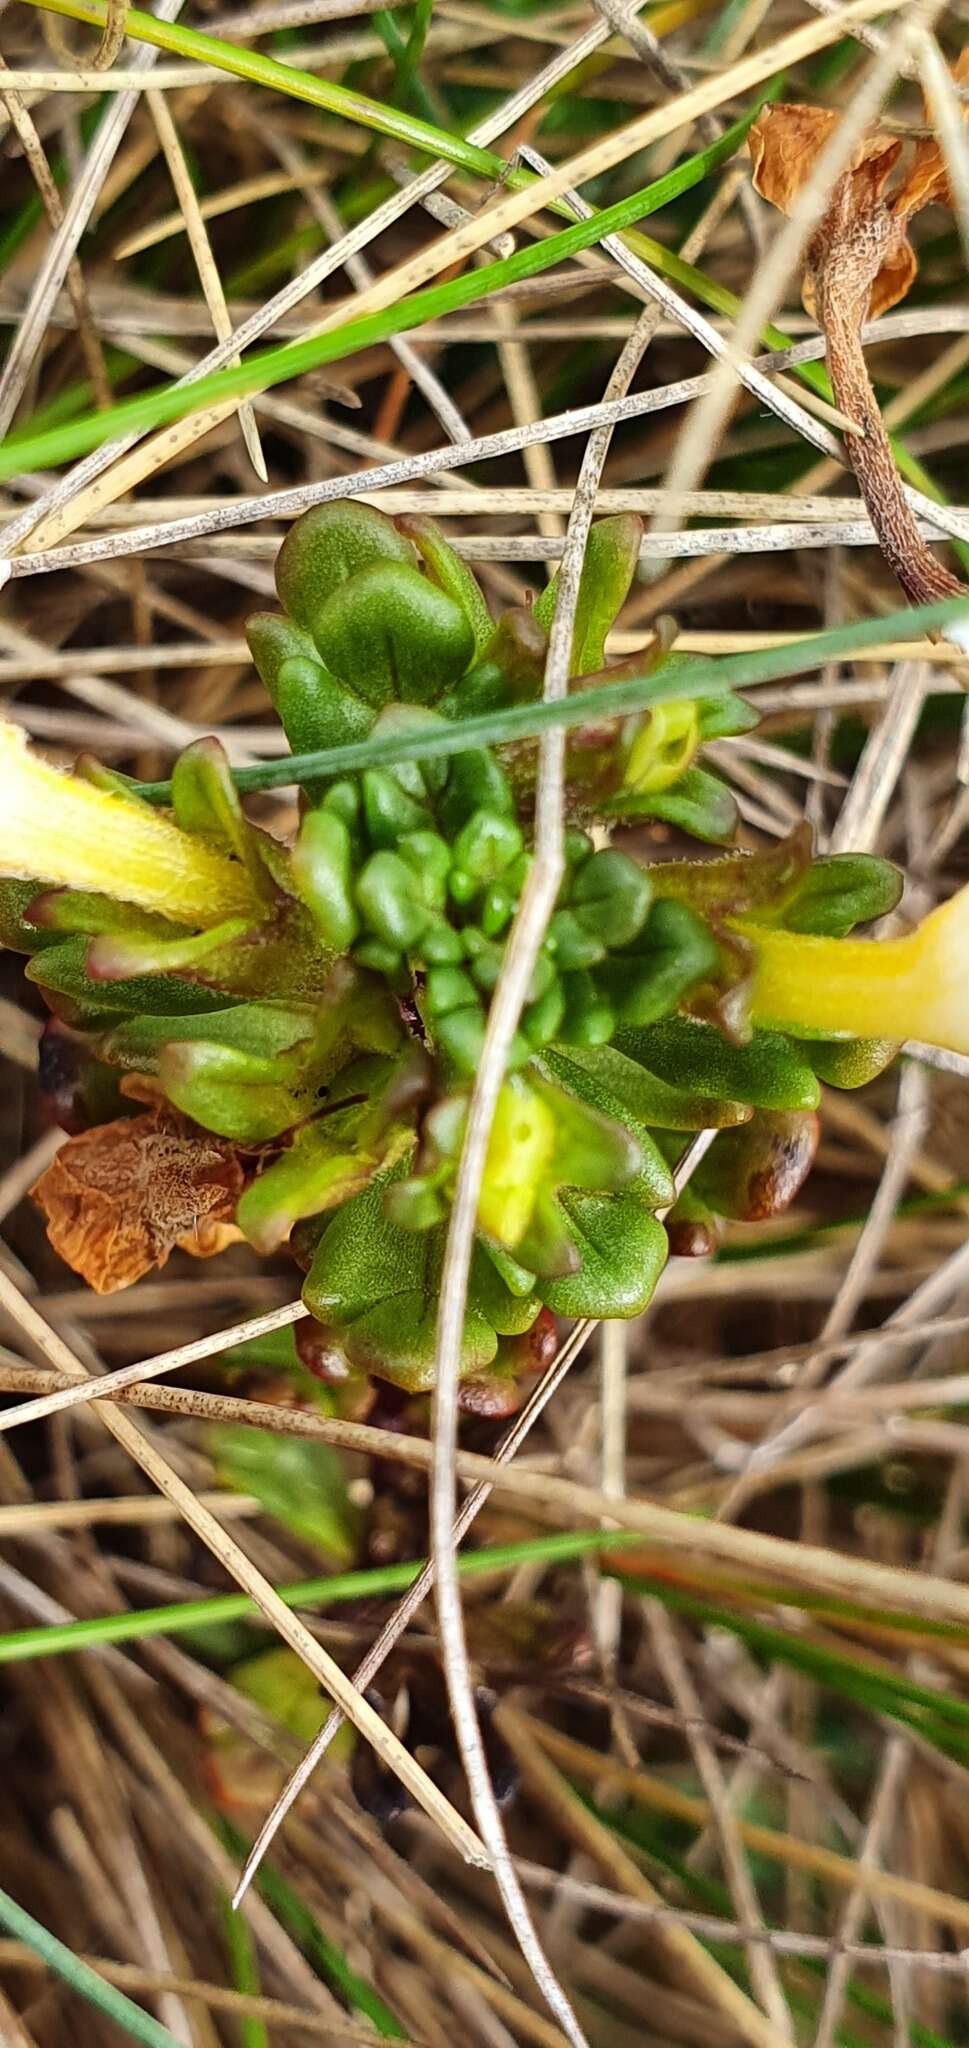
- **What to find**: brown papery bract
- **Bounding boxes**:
[31,1110,245,1293]
[749,56,969,610]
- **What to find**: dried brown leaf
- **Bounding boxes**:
[32,1112,245,1292]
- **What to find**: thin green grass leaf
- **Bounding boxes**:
[133,594,969,801]
[220,1891,268,2048]
[0,1527,648,1665]
[216,1819,407,2037]
[0,1885,184,2048]
[0,111,754,481]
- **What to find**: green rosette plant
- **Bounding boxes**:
[2,500,966,1415]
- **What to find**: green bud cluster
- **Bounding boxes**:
[288,725,718,1081]
[0,500,909,1412]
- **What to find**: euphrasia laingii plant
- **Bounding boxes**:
[3,502,968,1415]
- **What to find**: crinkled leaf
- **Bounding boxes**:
[31,1111,243,1292]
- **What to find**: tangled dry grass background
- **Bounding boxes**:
[3,0,969,2042]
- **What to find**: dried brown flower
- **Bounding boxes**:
[749,59,969,611]
[32,1111,245,1293]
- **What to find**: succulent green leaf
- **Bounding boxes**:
[779,853,903,937]
[27,938,228,1017]
[569,847,652,948]
[84,916,252,984]
[159,1039,309,1141]
[534,515,643,674]
[237,1121,378,1254]
[540,1039,751,1134]
[540,1192,667,1318]
[356,849,430,949]
[98,1003,314,1068]
[596,899,719,1028]
[635,764,738,843]
[310,564,474,707]
[536,1047,676,1204]
[804,1036,899,1087]
[293,809,359,953]
[399,514,494,657]
[615,1015,821,1112]
[275,501,417,630]
[212,1426,356,1561]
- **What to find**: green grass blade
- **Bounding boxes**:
[220,1892,268,2048]
[216,1824,408,2038]
[132,593,969,801]
[0,1885,184,2047]
[612,1567,969,1762]
[20,0,504,179]
[0,113,753,482]
[0,1528,647,1665]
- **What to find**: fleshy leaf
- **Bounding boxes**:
[540,1191,667,1318]
[311,564,475,707]
[275,500,417,629]
[615,1016,822,1111]
[534,515,643,674]
[237,1120,378,1254]
[159,1040,311,1142]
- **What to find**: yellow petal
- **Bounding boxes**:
[743,883,969,1055]
[0,723,261,927]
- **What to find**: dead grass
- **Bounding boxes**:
[2,0,969,2043]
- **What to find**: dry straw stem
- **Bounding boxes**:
[6,1358,969,1629]
[14,325,969,580]
[6,0,918,559]
[0,1945,391,2041]
[419,271,698,2048]
[232,1315,594,1907]
[144,86,266,479]
[0,1296,308,1432]
[0,54,111,410]
[0,1264,488,1873]
[501,1708,795,2048]
[0,0,183,442]
[645,1599,794,2039]
[2,0,631,557]
[654,0,950,548]
[515,1714,969,1937]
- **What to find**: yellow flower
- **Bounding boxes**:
[743,884,969,1055]
[478,1079,557,1248]
[0,723,261,928]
